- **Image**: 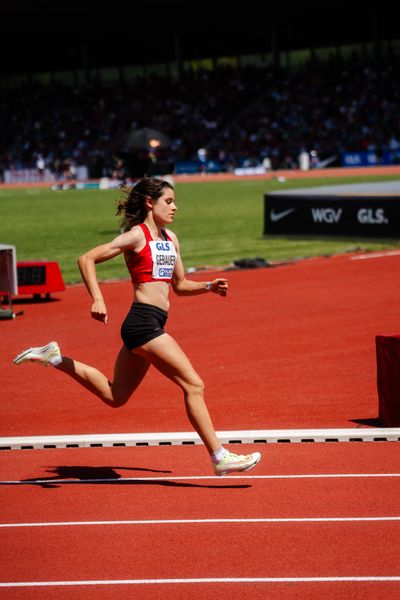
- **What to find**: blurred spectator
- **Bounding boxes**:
[111,157,127,183]
[310,150,320,169]
[197,147,207,174]
[62,157,76,181]
[50,157,77,190]
[35,153,45,178]
[298,149,310,171]
[262,156,272,172]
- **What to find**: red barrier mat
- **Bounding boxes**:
[376,334,400,426]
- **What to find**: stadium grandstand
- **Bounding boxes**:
[0,1,399,182]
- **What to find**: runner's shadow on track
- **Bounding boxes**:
[351,418,383,427]
[12,466,251,489]
[7,297,61,305]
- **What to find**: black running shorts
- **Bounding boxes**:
[120,302,168,350]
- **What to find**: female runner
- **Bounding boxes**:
[14,177,261,476]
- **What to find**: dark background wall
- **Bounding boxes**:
[0,1,398,76]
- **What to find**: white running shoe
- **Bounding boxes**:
[13,341,61,367]
[213,451,261,476]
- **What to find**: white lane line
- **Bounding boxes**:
[1,577,400,587]
[1,516,400,528]
[2,472,400,485]
[351,250,400,260]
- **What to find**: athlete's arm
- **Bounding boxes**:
[78,228,143,323]
[168,231,228,297]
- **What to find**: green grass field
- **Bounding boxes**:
[1,174,399,284]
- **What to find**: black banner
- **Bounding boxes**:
[264,193,400,238]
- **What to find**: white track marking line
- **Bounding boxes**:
[351,250,400,260]
[1,516,400,528]
[2,472,400,485]
[1,577,400,587]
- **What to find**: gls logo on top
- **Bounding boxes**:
[155,242,171,251]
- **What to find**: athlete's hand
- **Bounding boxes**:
[91,299,108,324]
[210,278,228,297]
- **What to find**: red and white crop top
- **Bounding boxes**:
[125,223,177,284]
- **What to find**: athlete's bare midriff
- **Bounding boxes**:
[133,280,171,312]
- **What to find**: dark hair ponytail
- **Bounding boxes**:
[116,177,174,232]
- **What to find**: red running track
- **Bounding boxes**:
[1,251,400,436]
[1,250,400,598]
[0,442,400,599]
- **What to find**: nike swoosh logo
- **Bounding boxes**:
[270,208,295,222]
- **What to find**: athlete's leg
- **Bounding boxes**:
[57,345,150,407]
[134,333,221,453]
